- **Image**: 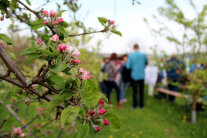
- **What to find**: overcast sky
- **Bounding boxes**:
[0,0,206,55]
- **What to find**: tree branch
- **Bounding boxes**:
[0,100,33,136]
[68,29,106,37]
[0,74,23,88]
[0,46,27,87]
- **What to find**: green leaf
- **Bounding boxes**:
[74,122,89,138]
[20,47,39,56]
[61,106,80,127]
[50,62,68,73]
[10,0,18,10]
[111,29,122,37]
[59,21,69,27]
[0,33,12,45]
[48,98,64,112]
[55,10,66,17]
[81,79,101,107]
[37,48,54,57]
[104,113,120,131]
[60,90,73,100]
[26,54,43,64]
[98,17,108,26]
[48,74,65,89]
[30,19,44,30]
[25,0,31,5]
[49,46,59,55]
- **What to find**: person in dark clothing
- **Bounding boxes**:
[104,53,122,108]
[166,54,185,102]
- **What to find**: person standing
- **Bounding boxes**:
[104,53,122,108]
[119,54,130,103]
[126,44,148,109]
[145,62,159,96]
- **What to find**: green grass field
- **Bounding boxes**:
[88,87,207,138]
[1,86,207,138]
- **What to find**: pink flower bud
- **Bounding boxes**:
[9,97,14,103]
[37,37,44,45]
[79,68,84,73]
[89,110,95,116]
[59,44,67,52]
[82,70,93,80]
[98,108,106,115]
[71,59,82,65]
[95,126,101,132]
[20,133,25,138]
[44,20,48,25]
[104,119,109,126]
[0,42,4,48]
[72,48,80,58]
[13,127,22,135]
[53,20,58,25]
[110,20,115,24]
[43,10,48,16]
[108,19,111,22]
[58,17,64,23]
[98,99,104,106]
[50,34,59,42]
[0,17,3,21]
[49,10,56,17]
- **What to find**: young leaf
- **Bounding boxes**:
[20,47,39,56]
[25,0,31,5]
[55,10,66,17]
[48,74,65,89]
[98,17,108,26]
[30,19,44,30]
[111,29,122,37]
[48,98,64,112]
[74,121,89,138]
[37,48,55,57]
[0,33,12,45]
[50,62,68,73]
[104,113,120,131]
[61,106,80,127]
[26,54,43,64]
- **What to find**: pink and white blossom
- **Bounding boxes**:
[49,10,56,17]
[53,20,58,25]
[59,44,67,52]
[50,34,59,42]
[43,10,48,16]
[72,48,80,58]
[58,17,64,23]
[82,70,93,80]
[79,67,84,73]
[44,20,48,25]
[71,59,82,65]
[13,127,22,135]
[37,37,43,45]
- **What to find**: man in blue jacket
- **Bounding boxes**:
[126,44,148,108]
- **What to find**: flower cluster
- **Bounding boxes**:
[87,99,110,132]
[78,67,93,80]
[12,127,25,138]
[41,10,64,26]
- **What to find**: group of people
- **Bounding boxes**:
[100,44,148,109]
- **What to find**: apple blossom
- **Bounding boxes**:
[104,119,109,126]
[110,20,115,24]
[58,17,64,23]
[43,10,48,16]
[44,20,48,25]
[59,44,67,52]
[98,99,104,106]
[13,127,22,135]
[72,48,80,58]
[89,110,95,116]
[37,37,44,45]
[98,108,106,115]
[50,34,59,42]
[49,10,56,17]
[79,68,84,73]
[71,59,82,65]
[53,20,58,25]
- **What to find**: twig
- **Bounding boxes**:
[0,100,33,137]
[0,118,8,129]
[57,127,64,138]
[68,29,106,37]
[21,115,39,129]
[0,46,27,87]
[0,74,23,88]
[41,119,53,129]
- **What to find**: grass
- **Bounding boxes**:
[88,87,207,138]
[1,86,207,138]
